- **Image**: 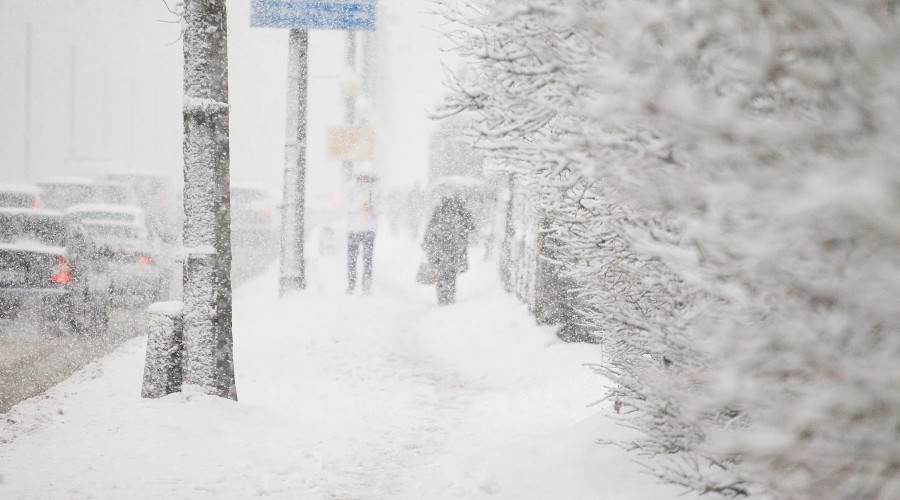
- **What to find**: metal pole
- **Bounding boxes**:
[69,46,76,160]
[24,23,32,180]
[279,28,308,295]
[362,30,373,100]
[102,65,109,154]
[342,31,356,181]
[129,78,136,164]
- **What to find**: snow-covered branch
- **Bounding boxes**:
[439,0,900,497]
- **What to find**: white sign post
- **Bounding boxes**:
[251,0,376,295]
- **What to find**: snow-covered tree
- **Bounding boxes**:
[438,0,900,497]
[181,0,237,400]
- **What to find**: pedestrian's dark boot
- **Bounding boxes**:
[436,279,451,305]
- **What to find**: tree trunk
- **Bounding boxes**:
[181,0,236,400]
[141,301,184,398]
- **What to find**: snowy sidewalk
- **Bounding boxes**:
[0,234,681,499]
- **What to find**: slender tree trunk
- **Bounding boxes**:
[181,0,236,400]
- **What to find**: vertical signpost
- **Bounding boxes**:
[343,32,357,182]
[24,23,32,180]
[251,0,376,296]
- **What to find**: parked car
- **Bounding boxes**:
[231,183,276,249]
[0,184,42,209]
[0,208,110,334]
[37,178,136,211]
[65,205,171,305]
[65,204,148,227]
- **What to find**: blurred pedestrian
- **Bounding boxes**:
[422,196,476,305]
[345,164,379,294]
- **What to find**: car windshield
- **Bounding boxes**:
[0,213,66,247]
[95,185,130,204]
[0,192,36,209]
[39,183,98,210]
[231,188,266,203]
[74,211,137,223]
[84,224,144,241]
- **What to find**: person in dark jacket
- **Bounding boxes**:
[423,196,476,305]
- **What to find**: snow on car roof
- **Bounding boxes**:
[106,171,172,180]
[38,177,128,188]
[65,203,145,216]
[0,183,41,195]
[37,177,99,186]
[0,207,63,218]
[0,242,67,255]
[81,219,145,229]
[230,181,269,192]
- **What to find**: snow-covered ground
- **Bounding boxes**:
[0,233,682,499]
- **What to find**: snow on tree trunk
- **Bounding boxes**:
[142,301,184,398]
[181,0,236,400]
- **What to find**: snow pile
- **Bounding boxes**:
[0,235,680,499]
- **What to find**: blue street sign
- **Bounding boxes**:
[251,0,376,31]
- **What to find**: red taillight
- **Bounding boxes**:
[50,255,72,284]
[32,198,40,209]
[137,255,154,265]
[258,207,273,218]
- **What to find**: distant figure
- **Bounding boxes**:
[345,166,379,295]
[423,196,476,305]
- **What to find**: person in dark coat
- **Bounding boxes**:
[422,196,476,305]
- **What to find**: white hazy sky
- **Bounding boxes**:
[0,0,451,200]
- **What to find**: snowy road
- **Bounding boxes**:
[0,248,273,413]
[0,309,148,414]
